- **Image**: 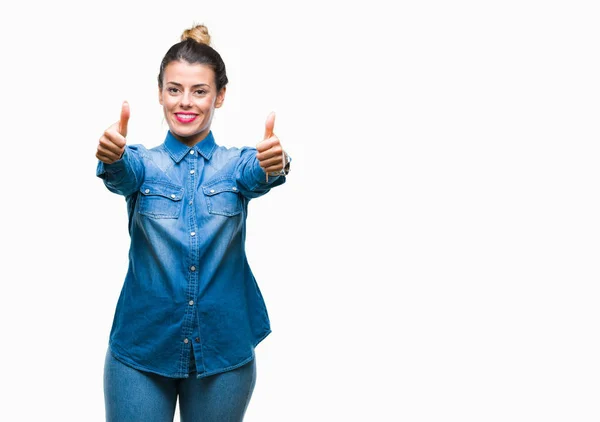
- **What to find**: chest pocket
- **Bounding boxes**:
[202,179,242,217]
[138,181,184,219]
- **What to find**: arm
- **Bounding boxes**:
[95,101,145,196]
[235,112,290,199]
[96,145,145,197]
[235,147,287,199]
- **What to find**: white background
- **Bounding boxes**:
[1,0,599,421]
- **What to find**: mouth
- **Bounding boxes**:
[175,113,198,123]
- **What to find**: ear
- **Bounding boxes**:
[158,85,163,106]
[215,87,226,109]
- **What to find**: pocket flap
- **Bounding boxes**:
[202,180,239,196]
[140,181,184,201]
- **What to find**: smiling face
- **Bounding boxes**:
[158,60,226,146]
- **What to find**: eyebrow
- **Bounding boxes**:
[166,82,210,89]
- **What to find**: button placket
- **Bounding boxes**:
[183,148,200,364]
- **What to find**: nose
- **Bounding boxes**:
[180,91,192,108]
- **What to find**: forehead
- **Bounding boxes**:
[163,60,215,86]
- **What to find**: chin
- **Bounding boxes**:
[172,127,205,141]
[174,128,197,137]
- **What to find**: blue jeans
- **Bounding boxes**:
[103,348,257,422]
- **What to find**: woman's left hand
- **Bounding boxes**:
[256,112,287,176]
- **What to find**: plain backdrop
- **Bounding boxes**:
[1,0,599,421]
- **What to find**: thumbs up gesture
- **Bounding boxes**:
[256,112,287,181]
[96,101,130,164]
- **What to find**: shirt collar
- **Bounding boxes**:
[164,131,217,163]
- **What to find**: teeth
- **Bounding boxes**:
[177,114,196,120]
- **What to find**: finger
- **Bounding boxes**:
[265,163,284,173]
[99,135,124,156]
[97,145,122,162]
[119,101,130,137]
[96,150,118,164]
[104,127,127,149]
[96,152,114,164]
[256,137,281,154]
[258,155,285,169]
[263,111,275,140]
[256,143,283,161]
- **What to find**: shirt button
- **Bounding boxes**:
[190,232,196,236]
[189,150,194,155]
[210,189,215,193]
[170,194,176,198]
[190,266,196,272]
[232,187,237,191]
[184,338,189,344]
[190,170,195,175]
[144,189,150,194]
[195,337,200,343]
[189,300,194,306]
[189,200,193,205]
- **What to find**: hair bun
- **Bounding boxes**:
[181,24,211,45]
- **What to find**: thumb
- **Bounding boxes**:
[119,101,130,137]
[263,111,275,140]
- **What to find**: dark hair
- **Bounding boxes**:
[157,25,228,92]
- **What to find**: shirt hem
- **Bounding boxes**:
[108,328,271,380]
[108,343,189,379]
[195,328,271,379]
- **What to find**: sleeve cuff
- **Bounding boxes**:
[96,150,128,178]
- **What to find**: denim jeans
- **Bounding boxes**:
[103,348,257,422]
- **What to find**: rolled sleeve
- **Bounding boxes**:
[235,147,286,199]
[96,145,145,197]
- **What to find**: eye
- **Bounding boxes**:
[195,89,207,95]
[167,87,179,94]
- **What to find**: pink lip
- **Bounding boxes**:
[175,113,198,123]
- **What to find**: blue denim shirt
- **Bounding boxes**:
[96,130,286,379]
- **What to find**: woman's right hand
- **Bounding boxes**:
[96,101,130,164]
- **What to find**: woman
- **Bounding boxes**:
[96,24,290,422]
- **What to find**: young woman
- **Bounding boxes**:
[96,24,290,422]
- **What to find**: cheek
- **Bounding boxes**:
[159,90,170,106]
[200,98,217,112]
[162,97,175,108]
